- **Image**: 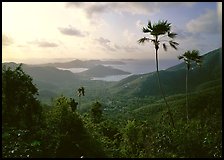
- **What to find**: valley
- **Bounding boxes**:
[2,48,222,158]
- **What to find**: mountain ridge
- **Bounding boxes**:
[110,48,222,97]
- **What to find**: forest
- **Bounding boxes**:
[2,20,222,158]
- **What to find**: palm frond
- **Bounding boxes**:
[169,40,179,50]
[151,20,171,36]
[142,27,151,33]
[179,50,203,67]
[178,55,184,60]
[168,32,177,38]
[147,20,152,30]
[162,43,167,51]
[138,37,150,44]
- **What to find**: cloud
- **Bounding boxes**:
[95,37,139,52]
[58,25,87,37]
[65,2,197,18]
[119,45,138,52]
[186,9,219,34]
[28,40,58,48]
[66,2,110,18]
[95,37,116,51]
[2,34,13,46]
[158,2,196,8]
[114,43,138,52]
[136,20,144,28]
[96,37,111,44]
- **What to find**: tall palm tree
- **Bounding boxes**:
[138,20,179,128]
[178,50,202,123]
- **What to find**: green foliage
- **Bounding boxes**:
[2,48,221,158]
[69,98,78,112]
[2,64,42,128]
[41,96,106,158]
[2,65,43,158]
[2,128,43,158]
[90,101,103,123]
[119,120,152,158]
[145,120,222,158]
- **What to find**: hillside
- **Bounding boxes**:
[36,59,125,68]
[76,65,131,78]
[110,48,222,97]
[2,62,82,86]
[2,62,116,104]
[2,48,221,104]
[2,48,222,158]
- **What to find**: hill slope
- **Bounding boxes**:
[37,59,125,68]
[110,48,222,97]
[76,65,131,78]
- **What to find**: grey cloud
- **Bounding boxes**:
[123,46,138,52]
[2,34,13,46]
[172,26,194,40]
[115,44,138,52]
[95,37,116,52]
[58,26,87,37]
[65,2,197,17]
[186,9,219,34]
[66,2,114,17]
[65,2,84,8]
[95,37,139,52]
[96,37,111,44]
[65,2,156,17]
[38,42,58,48]
[28,40,58,48]
[158,2,196,8]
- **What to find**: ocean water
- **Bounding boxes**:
[58,59,181,81]
[91,74,133,82]
[104,59,180,74]
[57,67,88,73]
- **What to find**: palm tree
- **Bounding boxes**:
[178,50,202,123]
[138,20,179,128]
[77,86,85,109]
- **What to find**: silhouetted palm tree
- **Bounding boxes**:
[138,20,179,128]
[77,86,85,109]
[178,50,202,123]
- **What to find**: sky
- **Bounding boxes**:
[2,2,222,64]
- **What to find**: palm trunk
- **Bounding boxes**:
[186,66,189,123]
[155,48,175,128]
[79,96,81,110]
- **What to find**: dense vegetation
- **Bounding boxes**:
[2,48,222,158]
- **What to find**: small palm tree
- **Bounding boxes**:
[77,86,85,109]
[178,50,202,123]
[138,20,179,128]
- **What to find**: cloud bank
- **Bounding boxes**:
[2,34,13,46]
[28,40,58,48]
[58,25,87,37]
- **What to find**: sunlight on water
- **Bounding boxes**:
[57,59,180,81]
[91,74,133,82]
[57,67,88,73]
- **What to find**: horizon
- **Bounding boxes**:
[2,47,220,65]
[2,2,222,64]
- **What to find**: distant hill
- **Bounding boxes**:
[76,65,131,78]
[2,48,221,103]
[36,59,125,68]
[2,62,82,86]
[2,62,84,103]
[110,48,222,97]
[2,62,116,104]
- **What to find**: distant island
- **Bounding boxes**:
[36,59,125,68]
[76,65,131,78]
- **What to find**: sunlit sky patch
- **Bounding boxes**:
[2,2,222,64]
